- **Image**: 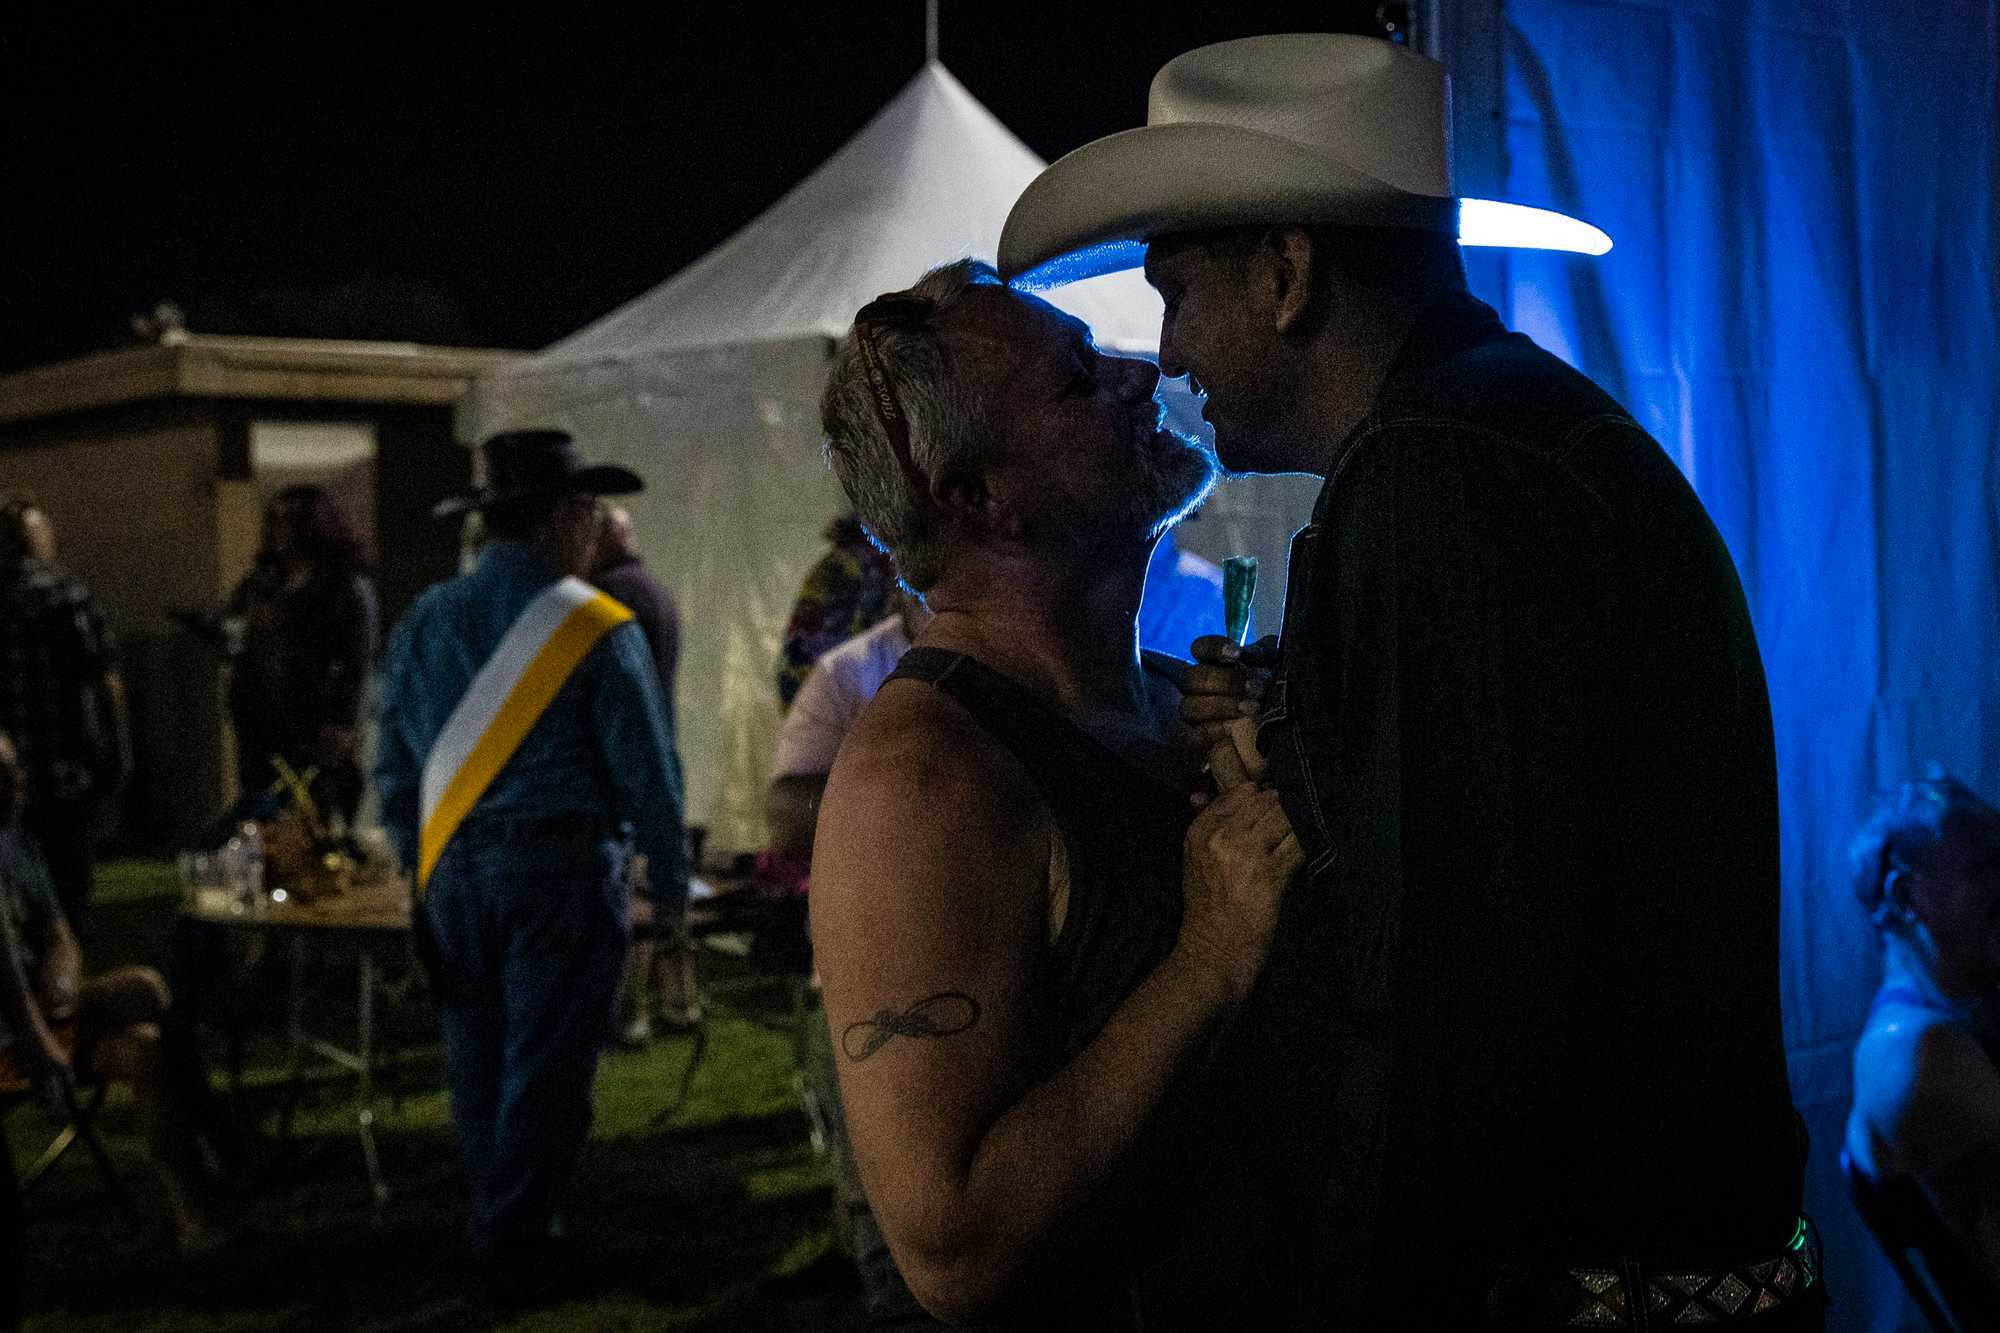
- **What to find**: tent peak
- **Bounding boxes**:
[507,50,1163,367]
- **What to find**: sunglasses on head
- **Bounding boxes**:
[850,294,939,496]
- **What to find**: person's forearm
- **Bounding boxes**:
[376,770,417,872]
[885,946,1240,1320]
[625,727,688,881]
[599,636,689,884]
[766,775,827,859]
[626,764,688,890]
[38,930,82,1020]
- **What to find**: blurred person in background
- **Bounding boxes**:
[775,511,901,711]
[0,731,225,1256]
[1847,770,2000,1288]
[0,494,130,929]
[178,485,376,833]
[766,587,928,870]
[590,504,681,735]
[763,586,928,1298]
[376,429,686,1307]
[225,486,376,831]
[589,502,698,1044]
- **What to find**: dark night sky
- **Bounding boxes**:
[2,2,1396,373]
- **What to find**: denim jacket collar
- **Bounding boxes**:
[475,539,562,587]
[1378,289,1510,393]
[1316,291,1512,513]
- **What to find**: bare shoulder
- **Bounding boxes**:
[811,675,1056,1024]
[1855,1003,1943,1100]
[1857,1005,2000,1150]
[816,678,1047,901]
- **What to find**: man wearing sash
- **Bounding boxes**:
[375,429,686,1303]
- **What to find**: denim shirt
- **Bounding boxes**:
[374,541,687,894]
[1254,293,1800,1323]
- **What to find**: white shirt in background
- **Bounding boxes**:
[772,615,912,778]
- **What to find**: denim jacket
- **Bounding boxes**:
[1253,293,1801,1325]
[375,541,688,898]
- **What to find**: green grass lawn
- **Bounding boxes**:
[8,861,872,1332]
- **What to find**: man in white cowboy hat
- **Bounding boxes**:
[1001,34,1816,1332]
[375,428,687,1307]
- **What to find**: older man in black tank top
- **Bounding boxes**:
[812,259,1304,1331]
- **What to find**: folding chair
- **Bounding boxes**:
[1844,1147,2000,1332]
[0,1049,132,1219]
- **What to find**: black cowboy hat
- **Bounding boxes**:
[432,428,643,519]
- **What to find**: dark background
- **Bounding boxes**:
[2,2,1399,373]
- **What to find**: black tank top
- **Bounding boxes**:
[865,648,1284,1332]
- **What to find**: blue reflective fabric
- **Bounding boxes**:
[1495,5,1999,1327]
[1137,527,1232,659]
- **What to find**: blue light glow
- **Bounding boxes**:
[1457,199,1612,254]
[1009,203,1611,292]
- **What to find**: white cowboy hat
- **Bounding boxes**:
[999,33,1609,289]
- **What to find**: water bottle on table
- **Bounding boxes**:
[226,822,266,915]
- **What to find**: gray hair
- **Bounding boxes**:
[820,258,1001,592]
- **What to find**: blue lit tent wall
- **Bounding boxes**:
[1438,2,1998,1328]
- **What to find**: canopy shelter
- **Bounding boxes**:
[462,61,1312,851]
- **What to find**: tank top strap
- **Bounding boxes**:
[883,646,1186,802]
[882,644,969,687]
[886,647,1095,803]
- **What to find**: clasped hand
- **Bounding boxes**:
[1171,634,1300,1001]
[1180,634,1279,793]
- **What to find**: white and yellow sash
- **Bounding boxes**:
[417,576,632,887]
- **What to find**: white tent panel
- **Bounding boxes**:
[523,62,1160,367]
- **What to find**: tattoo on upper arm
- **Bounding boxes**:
[842,992,981,1061]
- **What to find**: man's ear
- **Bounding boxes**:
[1267,227,1317,337]
[1885,868,1920,924]
[934,456,1031,544]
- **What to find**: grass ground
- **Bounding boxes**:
[8,860,872,1331]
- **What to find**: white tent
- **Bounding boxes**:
[461,61,1313,851]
